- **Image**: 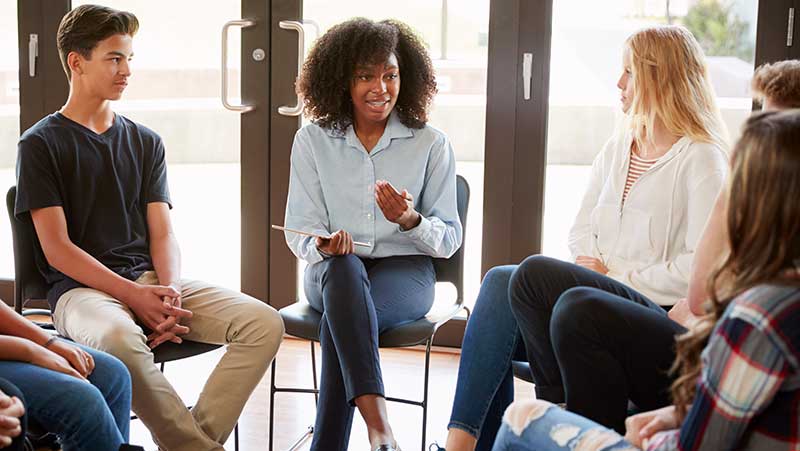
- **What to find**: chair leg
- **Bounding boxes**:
[310,341,319,406]
[421,338,432,451]
[234,423,239,451]
[269,358,277,451]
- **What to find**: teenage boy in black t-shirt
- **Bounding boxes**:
[14,5,284,451]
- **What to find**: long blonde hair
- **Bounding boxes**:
[625,26,728,149]
[670,110,800,419]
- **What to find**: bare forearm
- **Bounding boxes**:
[0,303,51,346]
[44,241,136,303]
[688,193,728,315]
[0,336,35,362]
[150,234,181,288]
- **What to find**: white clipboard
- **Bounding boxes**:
[271,225,372,247]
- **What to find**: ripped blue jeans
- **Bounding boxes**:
[491,400,641,451]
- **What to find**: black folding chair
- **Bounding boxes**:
[6,186,239,450]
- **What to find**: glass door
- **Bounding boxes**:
[71,0,245,290]
[0,1,19,280]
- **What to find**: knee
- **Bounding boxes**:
[238,299,285,350]
[552,286,597,323]
[91,352,132,398]
[502,399,555,436]
[483,265,515,290]
[517,255,563,275]
[468,266,517,327]
[322,254,365,283]
[550,287,605,344]
[509,255,558,310]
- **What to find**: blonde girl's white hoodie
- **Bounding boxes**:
[568,130,728,306]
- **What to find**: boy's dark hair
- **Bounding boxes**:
[57,4,139,80]
[297,18,437,132]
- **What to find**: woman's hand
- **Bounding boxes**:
[316,230,355,256]
[575,255,609,275]
[624,405,679,448]
[27,341,88,382]
[374,180,420,230]
[0,390,24,449]
[667,298,701,329]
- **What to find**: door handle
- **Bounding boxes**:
[221,19,256,113]
[278,20,306,116]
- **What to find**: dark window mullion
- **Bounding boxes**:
[754,0,794,66]
[3,0,70,305]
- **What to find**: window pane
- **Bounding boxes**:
[542,0,759,260]
[0,2,19,279]
[72,0,243,290]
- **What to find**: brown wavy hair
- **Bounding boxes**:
[57,4,139,80]
[296,18,437,132]
[671,110,800,419]
[752,60,800,109]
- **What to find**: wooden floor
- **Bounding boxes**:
[128,337,536,450]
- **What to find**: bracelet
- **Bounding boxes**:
[42,336,58,349]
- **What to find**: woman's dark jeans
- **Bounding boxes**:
[509,255,686,433]
[449,255,686,447]
[304,254,436,451]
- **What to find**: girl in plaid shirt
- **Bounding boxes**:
[490,110,800,451]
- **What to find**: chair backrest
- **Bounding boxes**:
[432,175,470,305]
[6,186,50,313]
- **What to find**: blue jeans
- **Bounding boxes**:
[0,378,26,451]
[491,400,638,451]
[0,344,131,451]
[304,254,436,451]
[448,265,527,451]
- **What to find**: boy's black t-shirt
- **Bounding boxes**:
[15,112,172,310]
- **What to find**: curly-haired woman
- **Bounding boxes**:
[283,18,462,451]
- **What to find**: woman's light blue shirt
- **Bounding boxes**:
[284,112,463,265]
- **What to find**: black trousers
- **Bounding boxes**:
[0,377,26,451]
[508,255,686,433]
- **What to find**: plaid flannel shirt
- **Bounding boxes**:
[648,283,800,451]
